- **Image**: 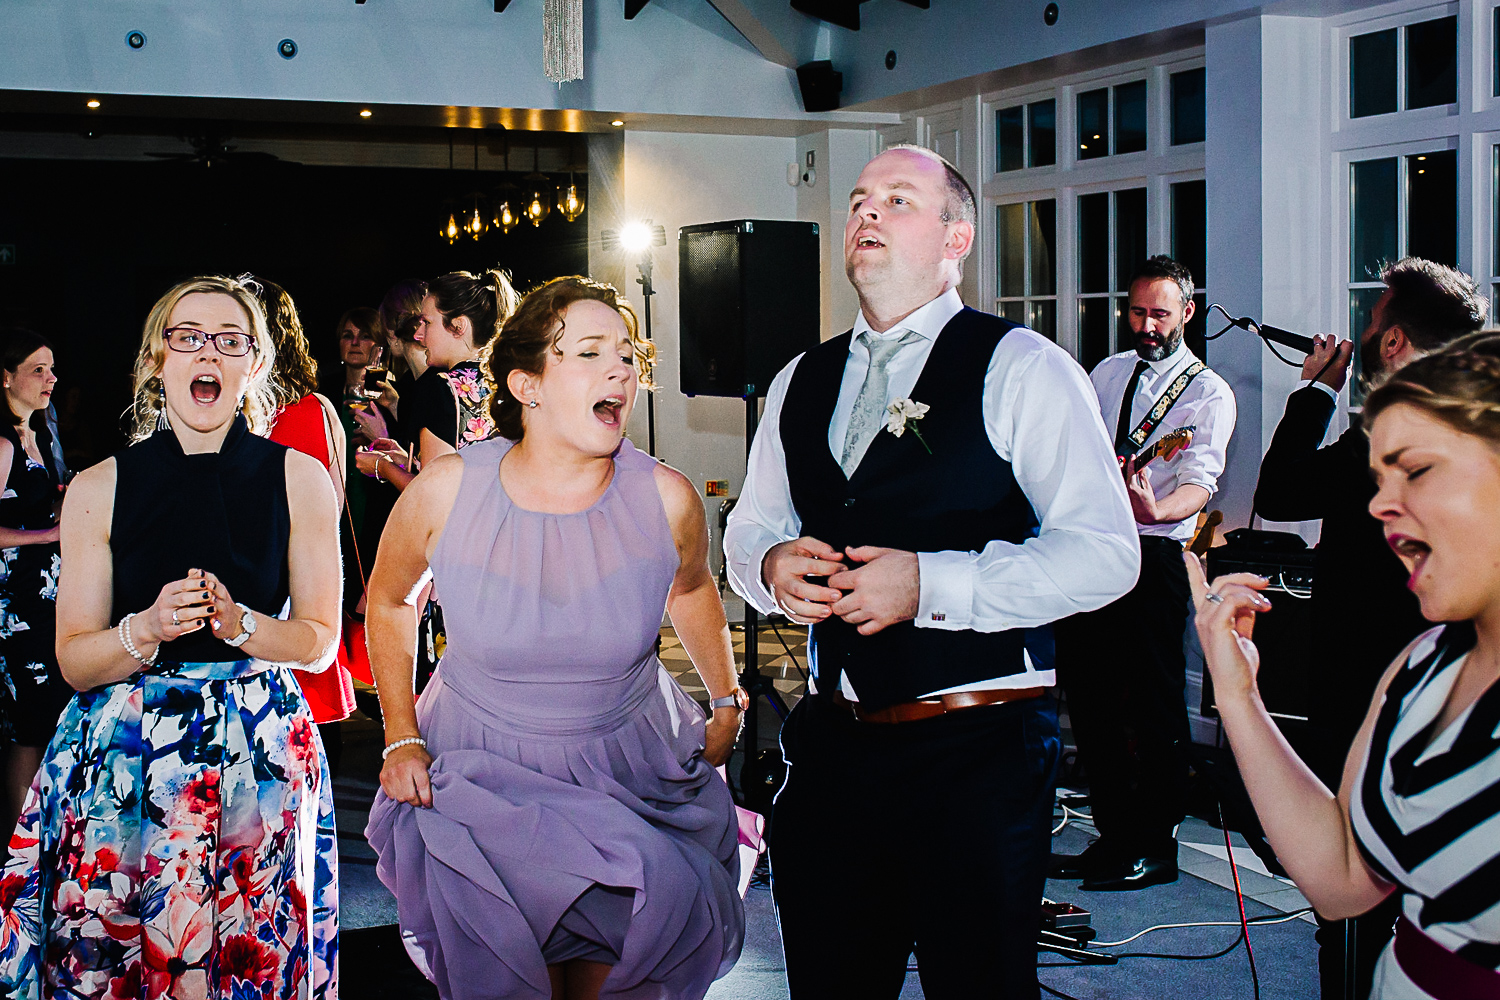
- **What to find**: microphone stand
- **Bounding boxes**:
[636,252,657,457]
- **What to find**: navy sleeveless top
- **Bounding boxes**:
[779,308,1045,711]
[111,416,292,662]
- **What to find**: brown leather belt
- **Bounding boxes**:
[833,687,1044,724]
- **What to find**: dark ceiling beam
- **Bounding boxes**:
[495,0,513,10]
[789,0,861,31]
[625,0,649,18]
[707,0,796,67]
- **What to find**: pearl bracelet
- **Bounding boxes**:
[117,612,158,667]
[382,736,427,760]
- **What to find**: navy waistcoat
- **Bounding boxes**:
[780,307,1048,711]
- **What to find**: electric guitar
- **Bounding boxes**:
[1119,425,1194,476]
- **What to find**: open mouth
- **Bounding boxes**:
[593,394,625,428]
[1387,534,1431,587]
[190,374,222,405]
[854,232,885,250]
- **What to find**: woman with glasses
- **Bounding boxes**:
[0,329,65,852]
[0,276,342,999]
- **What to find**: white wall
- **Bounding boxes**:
[620,130,798,568]
[796,128,879,340]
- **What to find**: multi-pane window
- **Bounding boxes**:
[1348,149,1457,361]
[1077,188,1147,371]
[997,100,1056,172]
[1171,180,1209,358]
[1349,15,1457,118]
[997,199,1057,339]
[1170,69,1206,146]
[1077,81,1147,160]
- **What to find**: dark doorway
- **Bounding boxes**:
[0,153,588,469]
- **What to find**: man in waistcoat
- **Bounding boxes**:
[1052,255,1236,891]
[724,144,1139,998]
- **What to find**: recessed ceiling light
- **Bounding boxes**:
[610,119,624,127]
[86,99,101,109]
[360,109,373,118]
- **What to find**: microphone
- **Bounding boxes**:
[1221,312,1316,354]
[1255,323,1316,354]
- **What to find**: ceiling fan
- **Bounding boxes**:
[145,132,294,168]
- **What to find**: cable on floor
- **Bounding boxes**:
[1092,907,1312,948]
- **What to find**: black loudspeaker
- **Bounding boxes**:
[678,220,821,398]
[1203,533,1316,723]
[796,60,843,112]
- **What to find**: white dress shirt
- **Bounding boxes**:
[724,289,1140,697]
[1089,343,1237,543]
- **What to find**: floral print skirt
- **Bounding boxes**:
[0,659,338,999]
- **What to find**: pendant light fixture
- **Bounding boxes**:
[523,141,551,228]
[438,135,462,244]
[556,136,585,222]
[492,137,520,235]
[461,135,489,241]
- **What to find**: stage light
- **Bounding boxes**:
[86,99,101,109]
[556,181,585,222]
[606,221,666,254]
[610,120,625,127]
[360,109,372,118]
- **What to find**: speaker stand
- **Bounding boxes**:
[738,395,790,797]
[635,253,657,457]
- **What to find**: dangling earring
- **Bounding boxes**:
[153,379,170,432]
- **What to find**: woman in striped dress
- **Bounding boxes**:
[1189,331,1500,1000]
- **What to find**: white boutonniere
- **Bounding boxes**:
[885,398,932,454]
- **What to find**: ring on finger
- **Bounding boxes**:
[171,608,182,625]
[1203,592,1225,605]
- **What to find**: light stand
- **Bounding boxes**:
[601,220,667,457]
[635,251,657,456]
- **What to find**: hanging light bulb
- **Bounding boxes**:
[493,198,519,235]
[524,186,551,227]
[556,179,585,222]
[441,206,461,244]
[463,193,489,240]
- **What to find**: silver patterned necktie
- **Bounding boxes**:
[840,330,919,477]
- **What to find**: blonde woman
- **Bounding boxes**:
[1190,332,1500,999]
[0,276,342,999]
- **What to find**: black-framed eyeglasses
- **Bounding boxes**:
[164,327,258,358]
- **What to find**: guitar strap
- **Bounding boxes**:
[1120,360,1207,458]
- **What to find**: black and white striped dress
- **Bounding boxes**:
[1350,622,1500,999]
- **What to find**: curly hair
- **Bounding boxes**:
[128,276,277,442]
[1364,330,1500,445]
[259,278,320,408]
[485,276,654,441]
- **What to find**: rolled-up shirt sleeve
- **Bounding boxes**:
[915,335,1140,631]
[1165,378,1236,497]
[723,357,803,616]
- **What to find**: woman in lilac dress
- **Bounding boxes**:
[365,276,745,1000]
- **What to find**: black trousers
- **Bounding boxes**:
[1055,536,1192,859]
[771,691,1059,999]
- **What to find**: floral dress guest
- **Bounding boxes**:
[0,275,343,999]
[0,330,65,846]
[403,268,520,469]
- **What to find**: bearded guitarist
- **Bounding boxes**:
[1052,255,1237,890]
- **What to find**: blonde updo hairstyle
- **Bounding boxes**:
[128,275,278,442]
[486,276,654,441]
[1364,330,1500,447]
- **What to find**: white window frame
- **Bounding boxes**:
[980,50,1205,363]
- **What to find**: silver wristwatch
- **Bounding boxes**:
[223,603,257,648]
[710,688,750,712]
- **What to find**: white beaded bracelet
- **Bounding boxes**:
[117,612,158,667]
[382,737,427,760]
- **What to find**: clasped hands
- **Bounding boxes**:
[134,567,249,646]
[762,537,918,635]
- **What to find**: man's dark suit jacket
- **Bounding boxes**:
[1253,385,1429,782]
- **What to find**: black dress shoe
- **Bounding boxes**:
[1080,856,1178,892]
[1049,840,1114,880]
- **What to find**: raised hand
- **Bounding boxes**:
[1184,552,1273,707]
[1300,334,1354,391]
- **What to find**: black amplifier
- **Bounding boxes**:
[1203,530,1316,723]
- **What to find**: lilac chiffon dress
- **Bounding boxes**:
[365,436,744,999]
